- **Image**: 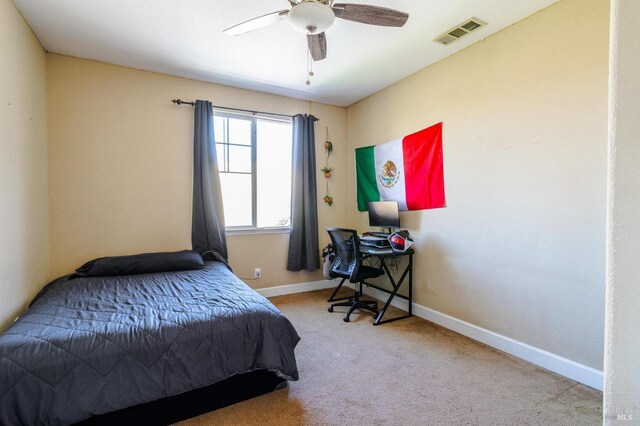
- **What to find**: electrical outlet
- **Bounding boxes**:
[254,268,262,278]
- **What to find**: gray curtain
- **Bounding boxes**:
[192,100,228,260]
[287,114,320,271]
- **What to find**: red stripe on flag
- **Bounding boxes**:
[402,122,446,210]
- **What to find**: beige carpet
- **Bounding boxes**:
[178,289,602,425]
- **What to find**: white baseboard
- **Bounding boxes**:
[256,279,603,390]
[359,285,603,391]
[255,279,336,298]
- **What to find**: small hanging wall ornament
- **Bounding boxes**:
[321,166,334,178]
[324,182,333,206]
[324,126,333,156]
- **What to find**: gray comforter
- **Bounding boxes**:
[0,262,300,425]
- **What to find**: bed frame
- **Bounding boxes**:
[75,370,287,425]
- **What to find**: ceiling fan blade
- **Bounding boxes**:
[332,4,408,27]
[307,32,327,61]
[223,10,289,36]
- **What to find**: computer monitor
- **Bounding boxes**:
[368,201,400,229]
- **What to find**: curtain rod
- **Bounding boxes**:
[171,99,295,119]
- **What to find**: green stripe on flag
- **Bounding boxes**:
[355,146,380,211]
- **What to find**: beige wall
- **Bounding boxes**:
[347,0,609,369]
[0,0,50,331]
[604,0,640,421]
[46,54,348,288]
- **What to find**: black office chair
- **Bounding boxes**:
[326,228,382,322]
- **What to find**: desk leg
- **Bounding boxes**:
[408,253,413,316]
[373,258,412,326]
[327,278,351,302]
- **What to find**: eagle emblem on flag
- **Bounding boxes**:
[378,160,400,188]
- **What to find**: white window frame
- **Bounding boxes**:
[214,110,293,233]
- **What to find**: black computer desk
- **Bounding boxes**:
[359,246,414,326]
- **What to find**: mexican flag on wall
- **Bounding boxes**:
[355,122,445,211]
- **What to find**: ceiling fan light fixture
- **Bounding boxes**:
[288,2,335,34]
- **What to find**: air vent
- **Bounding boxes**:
[434,17,487,46]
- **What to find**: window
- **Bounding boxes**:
[214,112,293,230]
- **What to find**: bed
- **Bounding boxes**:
[0,253,300,425]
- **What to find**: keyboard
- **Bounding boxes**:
[368,232,391,238]
[360,235,387,241]
[362,247,394,255]
[360,235,390,248]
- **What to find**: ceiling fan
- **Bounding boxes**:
[223,0,409,61]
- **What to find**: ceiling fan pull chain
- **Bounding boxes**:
[306,50,314,85]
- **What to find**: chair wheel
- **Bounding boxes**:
[328,307,333,312]
[343,316,350,322]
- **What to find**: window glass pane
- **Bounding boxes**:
[214,116,225,143]
[216,143,226,172]
[228,118,252,146]
[229,145,252,173]
[257,120,292,227]
[220,173,252,227]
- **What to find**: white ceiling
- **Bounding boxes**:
[14,0,558,107]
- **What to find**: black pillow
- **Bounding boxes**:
[75,250,204,277]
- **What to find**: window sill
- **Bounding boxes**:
[226,227,291,236]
